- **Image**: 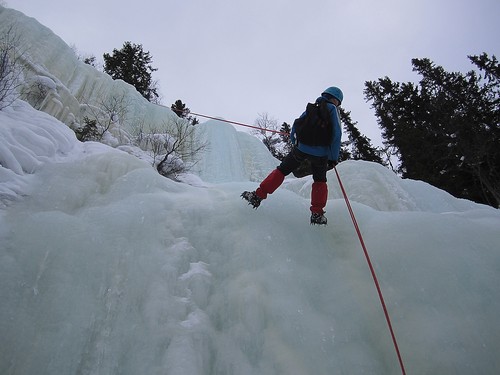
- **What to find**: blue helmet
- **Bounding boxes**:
[322,86,343,104]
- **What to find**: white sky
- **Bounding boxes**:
[4,0,500,146]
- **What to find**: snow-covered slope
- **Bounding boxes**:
[1,98,500,375]
[285,159,481,213]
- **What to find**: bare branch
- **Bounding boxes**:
[0,24,25,110]
[79,92,130,142]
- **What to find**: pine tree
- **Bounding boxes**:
[103,41,159,102]
[338,108,384,164]
[171,99,188,118]
[170,99,199,125]
[274,122,293,160]
[364,53,499,207]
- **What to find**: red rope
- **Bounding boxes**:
[189,111,289,135]
[334,166,407,375]
[154,102,290,135]
[163,104,406,371]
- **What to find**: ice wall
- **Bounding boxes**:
[0,6,174,130]
[192,120,279,183]
[1,102,499,375]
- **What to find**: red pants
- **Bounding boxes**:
[310,181,328,214]
[256,169,284,199]
[256,169,328,213]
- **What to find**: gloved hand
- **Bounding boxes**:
[327,160,337,170]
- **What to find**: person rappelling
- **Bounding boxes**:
[242,86,343,225]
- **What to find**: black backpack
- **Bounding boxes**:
[293,100,333,146]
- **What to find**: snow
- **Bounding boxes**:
[2,101,500,375]
[1,5,500,375]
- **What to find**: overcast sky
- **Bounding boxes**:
[4,0,500,146]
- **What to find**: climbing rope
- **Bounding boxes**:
[334,166,407,375]
[155,103,288,134]
[189,111,289,135]
[193,108,408,372]
[166,107,407,372]
[189,111,406,368]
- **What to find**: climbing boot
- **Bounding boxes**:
[310,212,328,225]
[241,191,263,209]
